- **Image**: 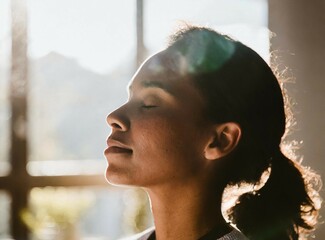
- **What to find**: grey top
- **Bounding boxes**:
[120,227,248,240]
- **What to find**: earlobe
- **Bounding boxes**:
[204,122,241,160]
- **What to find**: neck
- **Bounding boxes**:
[145,180,230,240]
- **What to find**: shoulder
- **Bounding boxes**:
[118,227,155,240]
[217,228,248,240]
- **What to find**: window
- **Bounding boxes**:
[0,0,11,176]
[27,0,135,170]
[0,0,268,239]
[144,0,269,61]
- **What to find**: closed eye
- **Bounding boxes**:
[142,105,157,109]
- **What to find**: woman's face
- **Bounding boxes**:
[105,51,214,188]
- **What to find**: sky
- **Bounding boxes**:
[1,0,269,74]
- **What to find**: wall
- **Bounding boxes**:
[269,0,325,238]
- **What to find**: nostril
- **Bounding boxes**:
[107,115,128,131]
[111,122,122,129]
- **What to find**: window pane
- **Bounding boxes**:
[144,0,269,61]
[27,0,135,174]
[0,191,11,238]
[25,187,152,240]
[0,0,11,176]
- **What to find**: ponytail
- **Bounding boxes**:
[228,150,321,240]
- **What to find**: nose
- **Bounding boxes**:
[106,105,130,132]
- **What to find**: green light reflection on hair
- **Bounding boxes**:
[170,30,236,74]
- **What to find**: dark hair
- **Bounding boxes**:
[167,25,322,240]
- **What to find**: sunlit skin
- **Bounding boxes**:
[105,49,241,240]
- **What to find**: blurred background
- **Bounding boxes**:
[0,0,324,239]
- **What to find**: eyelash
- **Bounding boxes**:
[142,105,157,109]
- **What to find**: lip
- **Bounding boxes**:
[105,146,133,154]
[105,138,133,155]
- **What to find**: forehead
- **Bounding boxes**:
[129,50,185,93]
[128,51,206,106]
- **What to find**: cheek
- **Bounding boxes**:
[135,116,175,155]
[133,114,206,174]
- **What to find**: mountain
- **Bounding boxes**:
[29,52,135,161]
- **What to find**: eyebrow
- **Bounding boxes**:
[129,80,174,95]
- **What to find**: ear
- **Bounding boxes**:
[204,122,241,160]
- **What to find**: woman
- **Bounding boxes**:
[104,25,321,240]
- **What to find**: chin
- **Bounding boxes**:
[105,166,137,187]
